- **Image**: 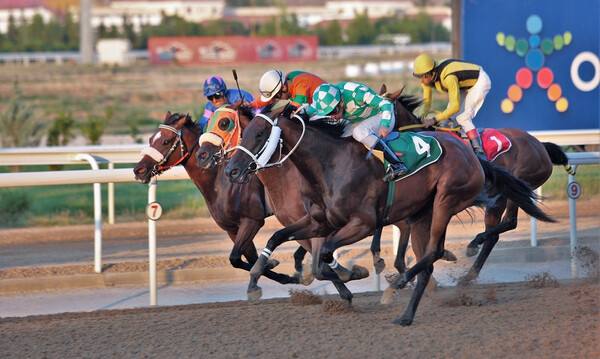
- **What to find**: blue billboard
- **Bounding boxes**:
[462,0,599,131]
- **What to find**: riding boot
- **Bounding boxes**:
[374,141,408,182]
[470,136,486,158]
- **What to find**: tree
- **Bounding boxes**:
[0,79,45,148]
[345,10,376,45]
[316,20,343,46]
[81,106,113,145]
[47,110,76,146]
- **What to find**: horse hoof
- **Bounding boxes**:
[393,316,413,326]
[392,274,408,289]
[442,250,457,262]
[374,258,386,274]
[466,246,479,257]
[266,259,280,270]
[247,287,263,303]
[380,287,395,305]
[351,265,370,280]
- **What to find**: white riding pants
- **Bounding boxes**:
[453,67,491,133]
[342,113,396,148]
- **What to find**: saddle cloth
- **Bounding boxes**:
[446,128,512,162]
[370,132,443,181]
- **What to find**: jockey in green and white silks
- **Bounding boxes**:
[308,82,408,182]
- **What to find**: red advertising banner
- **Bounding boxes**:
[148,36,318,65]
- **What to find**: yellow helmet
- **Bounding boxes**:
[413,54,436,77]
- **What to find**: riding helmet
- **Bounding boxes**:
[258,70,285,101]
[204,76,227,97]
[413,54,436,77]
[312,84,341,116]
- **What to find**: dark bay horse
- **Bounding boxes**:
[382,86,572,280]
[195,102,398,295]
[133,112,301,285]
[225,101,554,325]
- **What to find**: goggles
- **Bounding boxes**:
[207,92,225,101]
[260,77,283,99]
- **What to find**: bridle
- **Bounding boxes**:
[227,109,306,173]
[141,123,198,177]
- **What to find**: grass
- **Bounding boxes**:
[0,163,596,228]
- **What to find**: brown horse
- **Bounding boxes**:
[382,85,573,280]
[195,102,396,295]
[225,101,554,325]
[133,112,302,285]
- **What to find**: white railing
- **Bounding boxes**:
[0,133,597,304]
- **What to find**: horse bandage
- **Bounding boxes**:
[199,132,224,147]
[141,147,164,162]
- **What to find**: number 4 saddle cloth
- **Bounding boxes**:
[370,132,443,181]
[370,129,512,181]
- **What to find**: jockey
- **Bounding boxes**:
[413,53,491,156]
[250,70,326,109]
[307,82,408,182]
[200,76,255,130]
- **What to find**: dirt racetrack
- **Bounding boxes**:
[0,279,598,358]
[0,199,599,358]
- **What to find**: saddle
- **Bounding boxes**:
[369,132,443,181]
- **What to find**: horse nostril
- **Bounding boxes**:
[199,152,207,159]
[135,167,146,175]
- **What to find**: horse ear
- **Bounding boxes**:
[390,85,405,100]
[379,84,387,95]
[232,99,242,111]
[185,113,191,121]
[165,111,172,120]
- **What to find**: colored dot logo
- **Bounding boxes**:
[497,14,571,113]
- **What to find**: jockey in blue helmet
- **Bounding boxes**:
[200,76,255,130]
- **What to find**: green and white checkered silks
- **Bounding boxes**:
[312,84,341,115]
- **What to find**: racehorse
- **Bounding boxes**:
[133,111,302,285]
[195,102,401,294]
[225,101,554,325]
[381,85,573,281]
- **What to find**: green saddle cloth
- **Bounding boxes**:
[384,132,443,180]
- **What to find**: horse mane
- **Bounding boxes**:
[396,94,423,114]
[165,112,201,136]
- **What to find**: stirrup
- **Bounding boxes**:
[383,163,408,182]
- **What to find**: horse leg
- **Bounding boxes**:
[465,201,519,281]
[467,197,506,256]
[370,226,386,274]
[292,244,314,285]
[393,220,411,274]
[320,217,372,282]
[311,238,354,303]
[393,264,433,326]
[392,211,447,290]
[247,215,315,302]
[232,224,300,285]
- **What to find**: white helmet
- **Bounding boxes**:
[259,70,285,101]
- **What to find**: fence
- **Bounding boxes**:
[0,132,598,305]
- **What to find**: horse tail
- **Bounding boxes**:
[543,142,576,175]
[478,157,556,223]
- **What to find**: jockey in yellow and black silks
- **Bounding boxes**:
[413,54,491,156]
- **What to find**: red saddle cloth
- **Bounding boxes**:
[445,129,512,161]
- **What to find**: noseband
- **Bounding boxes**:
[228,111,306,173]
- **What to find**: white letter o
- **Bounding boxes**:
[571,51,599,92]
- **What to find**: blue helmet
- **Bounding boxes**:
[203,76,227,97]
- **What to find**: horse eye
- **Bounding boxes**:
[218,118,232,131]
[162,140,170,146]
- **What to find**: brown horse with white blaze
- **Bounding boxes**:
[133,112,301,285]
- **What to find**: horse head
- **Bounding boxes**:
[133,111,199,184]
[195,100,256,170]
[225,101,291,184]
[379,84,423,131]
